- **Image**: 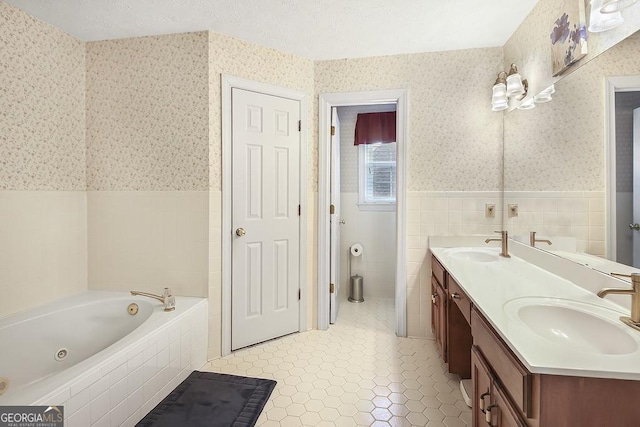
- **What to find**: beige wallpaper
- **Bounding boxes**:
[504,31,640,191]
[315,47,504,192]
[86,32,209,191]
[503,0,640,99]
[208,32,315,191]
[0,2,85,191]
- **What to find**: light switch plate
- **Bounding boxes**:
[485,203,496,218]
[508,204,519,218]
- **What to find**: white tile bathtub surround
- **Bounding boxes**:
[0,191,88,317]
[39,299,208,427]
[88,191,209,298]
[503,191,606,256]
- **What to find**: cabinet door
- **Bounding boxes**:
[471,347,492,427]
[431,277,438,336]
[436,281,447,360]
[490,383,527,427]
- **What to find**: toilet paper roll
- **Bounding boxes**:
[350,243,364,257]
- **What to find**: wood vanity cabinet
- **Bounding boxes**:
[431,256,447,361]
[472,347,526,427]
[471,310,529,427]
[432,253,640,427]
[471,306,640,427]
[430,255,472,377]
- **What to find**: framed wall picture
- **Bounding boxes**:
[550,0,588,76]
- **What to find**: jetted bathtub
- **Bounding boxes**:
[0,291,208,427]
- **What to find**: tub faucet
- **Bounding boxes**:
[529,231,552,247]
[485,230,510,258]
[597,273,640,331]
[131,288,175,312]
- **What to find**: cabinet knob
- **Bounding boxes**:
[451,292,461,300]
[431,293,438,305]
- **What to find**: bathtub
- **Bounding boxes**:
[0,291,208,427]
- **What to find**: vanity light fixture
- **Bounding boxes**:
[491,72,509,111]
[533,85,556,104]
[589,0,624,32]
[601,0,638,13]
[517,98,536,110]
[491,64,529,112]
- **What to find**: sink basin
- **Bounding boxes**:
[445,247,500,263]
[504,298,638,355]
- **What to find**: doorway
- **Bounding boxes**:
[318,90,408,335]
[605,77,640,265]
[221,76,309,355]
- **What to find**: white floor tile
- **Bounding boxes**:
[203,297,471,426]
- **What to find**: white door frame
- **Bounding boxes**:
[605,76,640,261]
[222,75,308,356]
[318,89,409,335]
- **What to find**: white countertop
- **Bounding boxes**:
[430,243,640,381]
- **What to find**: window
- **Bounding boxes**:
[359,141,397,208]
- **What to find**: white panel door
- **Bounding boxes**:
[633,107,640,268]
[231,88,300,350]
[330,107,341,324]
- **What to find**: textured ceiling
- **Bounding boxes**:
[5,0,539,60]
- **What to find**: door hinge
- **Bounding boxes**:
[330,283,335,294]
[331,125,336,136]
[298,204,301,216]
[298,120,301,132]
[298,289,301,300]
[330,204,335,214]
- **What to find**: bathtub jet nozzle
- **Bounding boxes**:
[54,348,68,362]
[0,378,9,396]
[130,288,176,312]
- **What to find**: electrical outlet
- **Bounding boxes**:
[509,204,519,218]
[485,203,496,218]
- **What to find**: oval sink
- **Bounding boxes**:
[504,298,638,355]
[445,248,500,263]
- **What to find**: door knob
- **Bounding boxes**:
[235,227,246,237]
[630,223,640,231]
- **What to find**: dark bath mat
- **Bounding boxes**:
[136,371,277,427]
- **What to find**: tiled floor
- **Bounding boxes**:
[202,297,471,426]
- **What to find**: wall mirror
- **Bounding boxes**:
[503,30,640,274]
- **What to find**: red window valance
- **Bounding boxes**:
[354,112,396,146]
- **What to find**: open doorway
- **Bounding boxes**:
[318,90,408,335]
[332,104,398,323]
[606,77,640,266]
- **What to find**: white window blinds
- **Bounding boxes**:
[361,142,397,204]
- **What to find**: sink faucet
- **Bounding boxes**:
[131,288,176,312]
[529,231,552,247]
[597,273,640,331]
[485,231,510,258]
